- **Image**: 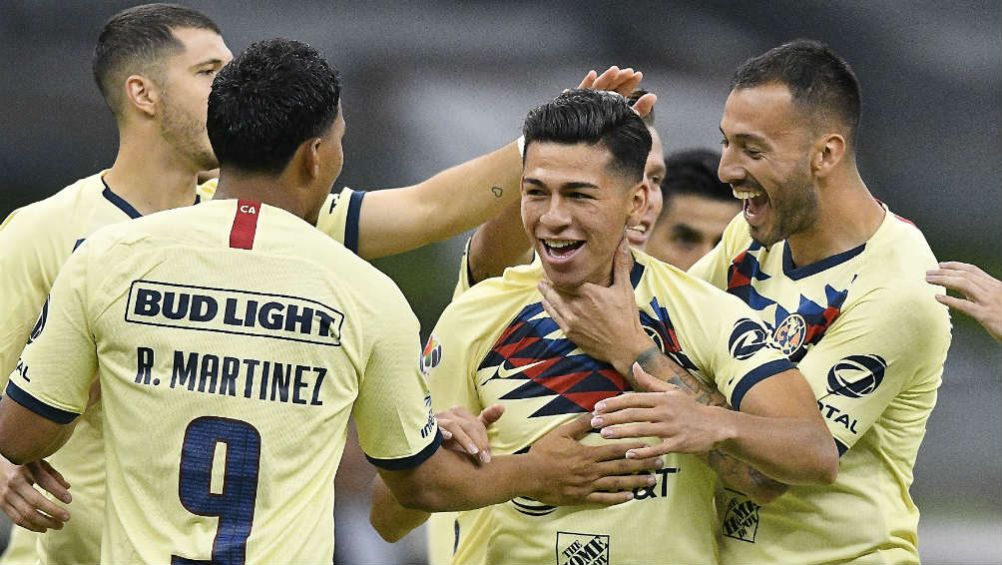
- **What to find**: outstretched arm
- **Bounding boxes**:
[362,66,657,264]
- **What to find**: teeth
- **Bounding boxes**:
[732,188,763,200]
[545,239,578,248]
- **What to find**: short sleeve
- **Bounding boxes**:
[315,188,365,254]
[423,301,484,415]
[451,238,474,300]
[353,286,441,470]
[0,208,66,388]
[665,276,794,411]
[5,242,98,423]
[795,286,951,454]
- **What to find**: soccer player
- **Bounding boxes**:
[539,40,952,564]
[374,89,836,564]
[926,261,1002,342]
[0,39,659,564]
[0,4,645,563]
[456,89,662,295]
[641,149,741,270]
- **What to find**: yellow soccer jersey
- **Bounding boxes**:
[0,173,360,565]
[425,250,795,565]
[5,200,439,564]
[689,205,951,564]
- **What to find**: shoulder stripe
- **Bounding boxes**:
[4,382,79,424]
[730,358,795,411]
[365,428,442,470]
[344,190,365,254]
[229,200,260,250]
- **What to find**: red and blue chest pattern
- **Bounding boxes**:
[726,242,852,362]
[476,266,696,418]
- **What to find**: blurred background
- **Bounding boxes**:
[1,1,999,563]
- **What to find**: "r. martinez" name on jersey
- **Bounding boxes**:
[125,280,344,346]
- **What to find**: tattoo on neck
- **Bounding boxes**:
[491,185,503,198]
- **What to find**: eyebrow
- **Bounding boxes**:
[191,58,226,68]
[522,177,599,190]
[719,126,770,146]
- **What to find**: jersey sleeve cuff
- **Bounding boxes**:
[4,381,80,424]
[364,428,443,471]
[344,190,365,255]
[730,358,795,411]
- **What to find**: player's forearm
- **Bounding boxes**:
[0,399,75,465]
[357,141,522,259]
[704,450,789,505]
[381,448,529,513]
[369,475,431,542]
[710,408,838,486]
[635,348,728,408]
[467,199,533,285]
[636,351,789,501]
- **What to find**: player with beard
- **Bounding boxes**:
[371,89,836,565]
[538,40,952,564]
[0,4,648,563]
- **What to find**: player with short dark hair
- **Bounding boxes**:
[0,39,656,564]
[375,88,836,564]
[541,39,952,564]
[0,5,649,562]
[643,149,741,270]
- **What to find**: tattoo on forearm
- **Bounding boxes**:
[635,348,726,408]
[707,451,788,500]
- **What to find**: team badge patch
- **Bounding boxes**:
[826,354,887,398]
[721,491,760,543]
[772,313,807,356]
[556,531,610,565]
[420,335,442,376]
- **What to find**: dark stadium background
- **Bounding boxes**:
[1,1,999,563]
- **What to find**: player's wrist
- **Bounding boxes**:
[705,406,740,450]
[616,335,657,378]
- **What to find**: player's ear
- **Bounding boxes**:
[124,74,158,118]
[626,178,649,227]
[303,137,324,180]
[813,132,847,179]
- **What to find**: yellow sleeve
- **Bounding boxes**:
[796,285,950,453]
[0,208,66,389]
[689,290,794,411]
[353,284,441,470]
[424,301,483,415]
[4,239,98,422]
[315,188,364,252]
[451,237,474,300]
[687,212,746,289]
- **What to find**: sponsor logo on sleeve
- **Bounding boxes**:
[26,296,50,345]
[125,280,344,346]
[728,318,770,360]
[420,335,442,376]
[826,354,887,398]
[556,532,610,565]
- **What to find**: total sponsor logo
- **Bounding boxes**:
[728,318,770,360]
[125,280,344,346]
[817,354,887,435]
[557,532,610,565]
[26,296,49,345]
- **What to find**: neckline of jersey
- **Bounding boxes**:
[100,176,203,219]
